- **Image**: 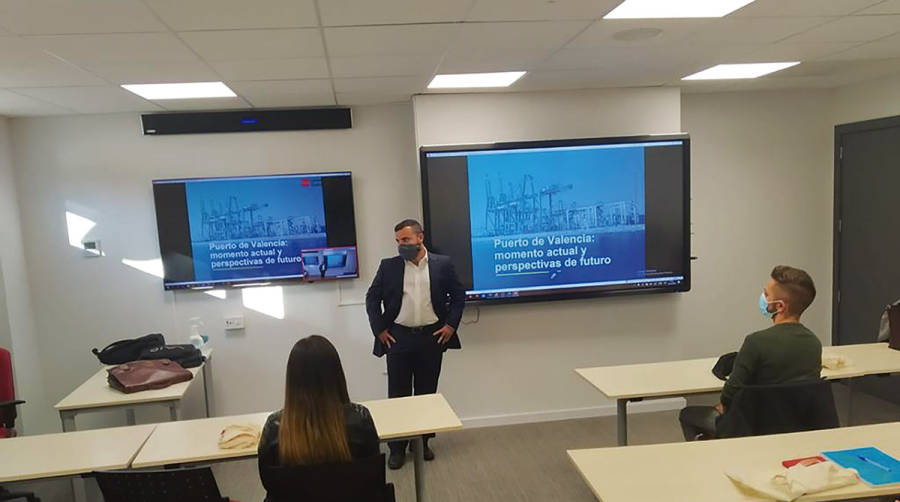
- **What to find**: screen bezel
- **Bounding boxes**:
[152,170,359,291]
[419,133,691,306]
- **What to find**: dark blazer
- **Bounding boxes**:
[365,252,465,357]
[258,403,380,502]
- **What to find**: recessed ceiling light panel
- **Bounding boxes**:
[121,82,236,100]
[428,71,526,89]
[682,62,800,80]
[604,0,756,19]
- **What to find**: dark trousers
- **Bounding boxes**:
[386,322,444,454]
[678,406,719,441]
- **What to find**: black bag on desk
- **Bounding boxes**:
[92,333,165,365]
[139,344,205,368]
[712,352,738,381]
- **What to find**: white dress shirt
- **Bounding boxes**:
[395,250,439,328]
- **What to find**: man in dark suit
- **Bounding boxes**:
[365,219,465,469]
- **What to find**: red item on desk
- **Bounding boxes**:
[782,455,826,468]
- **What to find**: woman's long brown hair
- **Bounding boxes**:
[278,335,352,466]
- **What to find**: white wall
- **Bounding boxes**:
[833,72,900,125]
[0,117,52,434]
[8,85,840,434]
[9,104,418,432]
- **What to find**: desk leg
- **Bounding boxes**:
[412,436,426,502]
[71,476,88,502]
[60,410,77,432]
[169,403,180,422]
[846,378,857,426]
[617,399,628,446]
[125,408,136,426]
[202,358,214,418]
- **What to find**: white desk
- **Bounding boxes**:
[0,424,155,483]
[131,394,462,502]
[569,422,900,502]
[576,343,900,445]
[55,350,214,432]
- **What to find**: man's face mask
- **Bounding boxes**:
[759,292,784,319]
[398,243,421,261]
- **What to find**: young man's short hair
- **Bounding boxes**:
[394,219,423,234]
[771,265,816,316]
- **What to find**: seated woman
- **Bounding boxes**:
[258,335,380,499]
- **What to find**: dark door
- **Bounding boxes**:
[835,116,900,404]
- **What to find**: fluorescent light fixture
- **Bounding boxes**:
[121,81,236,100]
[682,62,800,80]
[604,0,756,18]
[428,71,526,89]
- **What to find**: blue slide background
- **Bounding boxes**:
[185,176,328,282]
[467,147,646,291]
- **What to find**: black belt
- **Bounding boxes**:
[395,322,440,334]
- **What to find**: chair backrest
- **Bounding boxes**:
[0,346,15,434]
[262,453,395,502]
[717,379,840,439]
[94,466,225,502]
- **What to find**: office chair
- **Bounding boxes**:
[94,466,237,502]
[261,454,395,502]
[716,379,840,439]
[1,346,39,502]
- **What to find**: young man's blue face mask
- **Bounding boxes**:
[759,292,783,319]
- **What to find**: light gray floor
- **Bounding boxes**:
[8,383,899,501]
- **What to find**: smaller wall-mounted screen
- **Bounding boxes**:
[153,172,358,290]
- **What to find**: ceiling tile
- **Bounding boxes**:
[0,55,108,87]
[467,0,620,21]
[687,17,829,44]
[450,21,590,53]
[319,0,471,26]
[783,15,900,43]
[153,96,251,111]
[735,42,861,62]
[0,88,74,115]
[567,19,714,48]
[860,0,900,14]
[335,92,412,105]
[229,79,334,107]
[0,0,166,35]
[179,29,324,61]
[330,56,437,78]
[820,34,900,60]
[12,86,163,113]
[731,0,883,17]
[85,61,220,84]
[538,45,759,72]
[30,33,199,65]
[143,0,318,30]
[333,76,429,94]
[438,49,557,73]
[324,24,460,57]
[209,58,330,80]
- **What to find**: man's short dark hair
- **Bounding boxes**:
[394,219,423,234]
[771,265,816,316]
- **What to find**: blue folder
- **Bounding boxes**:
[822,447,900,486]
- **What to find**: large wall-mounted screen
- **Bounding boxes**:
[421,134,690,305]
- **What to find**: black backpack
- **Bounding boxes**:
[92,334,166,365]
[139,344,205,368]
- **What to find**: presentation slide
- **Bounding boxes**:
[467,147,646,292]
[185,176,329,282]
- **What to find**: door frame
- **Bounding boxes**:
[832,114,900,345]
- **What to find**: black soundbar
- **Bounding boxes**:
[141,107,352,135]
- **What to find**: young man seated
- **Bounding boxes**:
[679,265,822,441]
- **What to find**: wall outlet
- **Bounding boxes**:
[224,316,244,330]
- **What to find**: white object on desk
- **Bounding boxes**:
[568,422,900,502]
